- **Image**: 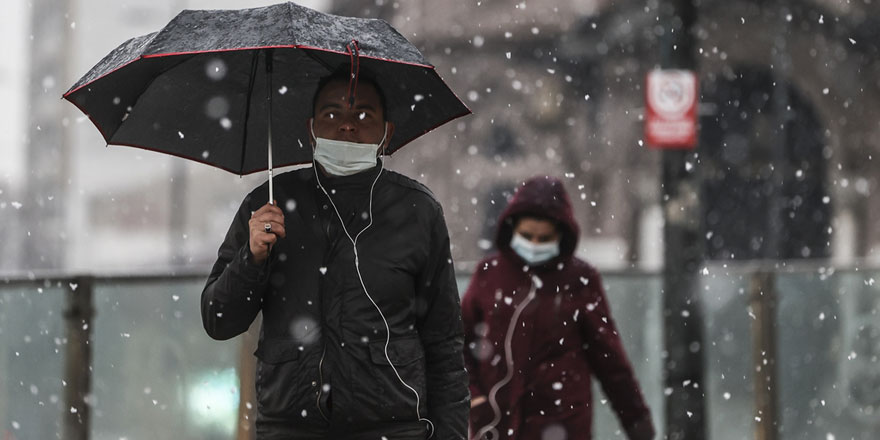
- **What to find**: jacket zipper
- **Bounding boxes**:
[475,275,541,440]
[316,194,332,423]
[316,345,329,421]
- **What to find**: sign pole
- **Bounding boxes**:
[656,0,707,439]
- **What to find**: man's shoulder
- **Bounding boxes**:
[275,167,315,186]
[382,170,439,204]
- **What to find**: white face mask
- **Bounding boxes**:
[510,232,560,265]
[311,122,388,177]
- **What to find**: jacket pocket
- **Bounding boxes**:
[351,336,428,424]
[368,336,425,366]
[253,338,306,418]
[254,338,302,364]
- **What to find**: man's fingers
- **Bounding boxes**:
[248,202,286,262]
[252,231,278,249]
[252,202,283,218]
[249,218,286,238]
[265,221,286,238]
[251,211,285,226]
[260,231,278,245]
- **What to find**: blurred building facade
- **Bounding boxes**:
[336,0,880,271]
[3,0,880,272]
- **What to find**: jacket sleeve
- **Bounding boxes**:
[460,263,498,433]
[201,196,269,341]
[460,263,487,400]
[415,206,470,440]
[579,268,656,440]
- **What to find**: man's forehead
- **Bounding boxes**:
[316,79,382,106]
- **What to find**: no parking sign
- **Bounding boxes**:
[645,70,698,149]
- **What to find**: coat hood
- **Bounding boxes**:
[495,176,580,260]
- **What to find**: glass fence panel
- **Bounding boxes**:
[3,267,877,440]
[0,283,67,440]
[776,269,880,440]
[90,278,240,440]
[592,274,665,439]
[702,268,755,440]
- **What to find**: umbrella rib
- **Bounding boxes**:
[238,50,261,176]
[104,55,194,144]
[302,50,335,72]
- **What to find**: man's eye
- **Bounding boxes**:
[358,112,367,120]
[327,112,336,119]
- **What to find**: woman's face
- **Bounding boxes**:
[513,217,560,244]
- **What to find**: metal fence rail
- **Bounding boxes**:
[1,261,878,439]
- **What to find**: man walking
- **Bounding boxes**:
[202,69,469,439]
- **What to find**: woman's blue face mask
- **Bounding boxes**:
[510,232,560,265]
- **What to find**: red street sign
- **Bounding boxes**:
[645,70,698,149]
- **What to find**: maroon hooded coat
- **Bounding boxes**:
[461,176,655,440]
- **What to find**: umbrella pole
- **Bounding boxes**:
[266,49,274,205]
[268,122,274,204]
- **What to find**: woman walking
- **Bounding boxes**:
[462,176,655,440]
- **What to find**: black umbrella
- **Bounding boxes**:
[64,2,469,201]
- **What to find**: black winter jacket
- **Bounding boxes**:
[201,165,469,439]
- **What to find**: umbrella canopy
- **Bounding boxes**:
[63,2,470,175]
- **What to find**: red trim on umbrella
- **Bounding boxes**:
[431,69,473,119]
[62,43,473,176]
[63,56,145,97]
[64,99,470,177]
[139,44,298,59]
[62,91,113,143]
[140,44,436,68]
[299,44,437,68]
[63,44,438,98]
[385,106,472,156]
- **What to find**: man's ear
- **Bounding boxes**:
[306,117,315,147]
[382,121,395,150]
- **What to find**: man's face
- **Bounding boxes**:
[309,79,393,147]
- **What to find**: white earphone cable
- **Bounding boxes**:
[312,131,434,437]
[474,276,541,440]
